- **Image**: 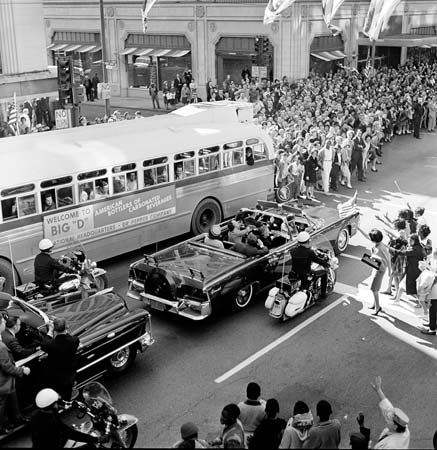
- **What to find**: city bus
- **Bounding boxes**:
[0,102,274,291]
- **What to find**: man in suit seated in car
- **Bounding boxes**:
[232,232,269,257]
[1,316,39,361]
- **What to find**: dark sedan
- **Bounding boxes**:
[0,288,154,413]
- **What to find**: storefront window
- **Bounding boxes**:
[127,55,151,88]
[158,54,191,89]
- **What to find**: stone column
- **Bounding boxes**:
[0,0,20,74]
[194,5,207,100]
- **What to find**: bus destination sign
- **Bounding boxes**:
[43,185,176,246]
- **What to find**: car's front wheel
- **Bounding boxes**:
[108,345,137,373]
[334,227,350,254]
[116,424,138,448]
[233,284,254,310]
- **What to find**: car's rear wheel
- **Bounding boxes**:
[191,198,223,235]
[334,227,349,254]
[233,284,254,310]
[108,345,137,373]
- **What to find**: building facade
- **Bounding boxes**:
[0,0,57,119]
[42,0,437,100]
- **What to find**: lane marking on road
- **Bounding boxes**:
[341,253,362,262]
[215,285,353,384]
[424,165,437,168]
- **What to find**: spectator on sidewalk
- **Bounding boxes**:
[84,75,93,102]
[237,382,266,438]
[249,398,286,450]
[174,74,183,103]
[349,413,371,450]
[303,400,341,449]
[280,400,313,449]
[371,376,410,449]
[210,404,245,448]
[172,422,208,448]
[181,83,191,105]
[92,73,100,100]
[149,83,161,109]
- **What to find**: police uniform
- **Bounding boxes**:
[289,244,328,294]
[34,252,72,287]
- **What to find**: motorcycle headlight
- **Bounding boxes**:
[91,261,97,269]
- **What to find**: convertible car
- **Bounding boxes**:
[0,288,154,414]
[127,200,359,320]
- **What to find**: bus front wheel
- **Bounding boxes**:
[0,259,18,294]
[191,198,223,235]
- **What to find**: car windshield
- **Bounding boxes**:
[0,293,46,329]
[311,234,334,254]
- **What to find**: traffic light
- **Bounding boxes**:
[254,37,260,54]
[57,57,74,106]
[262,37,270,54]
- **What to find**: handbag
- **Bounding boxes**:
[361,253,381,270]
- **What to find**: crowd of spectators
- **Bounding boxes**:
[172,378,430,449]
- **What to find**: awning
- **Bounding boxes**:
[311,50,346,62]
[47,43,101,53]
[357,34,437,48]
[121,48,191,57]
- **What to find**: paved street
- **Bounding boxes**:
[4,131,437,448]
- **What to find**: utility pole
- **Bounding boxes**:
[99,0,111,118]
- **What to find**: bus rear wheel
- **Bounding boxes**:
[191,198,223,235]
[0,259,18,294]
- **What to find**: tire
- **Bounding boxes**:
[0,259,19,294]
[114,424,138,448]
[191,198,223,235]
[108,344,137,373]
[327,269,336,294]
[334,227,350,254]
[233,284,254,310]
[275,185,292,202]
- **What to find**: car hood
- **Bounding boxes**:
[147,242,246,286]
[48,292,136,337]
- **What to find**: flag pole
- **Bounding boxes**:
[7,239,17,297]
[14,93,20,136]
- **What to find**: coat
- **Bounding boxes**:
[397,244,426,295]
[0,341,24,395]
[304,156,320,184]
[1,329,36,361]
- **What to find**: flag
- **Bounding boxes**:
[362,59,375,79]
[321,0,346,36]
[7,94,19,136]
[263,0,297,25]
[363,0,400,41]
[337,191,358,219]
[141,0,157,33]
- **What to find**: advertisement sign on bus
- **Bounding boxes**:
[43,185,176,246]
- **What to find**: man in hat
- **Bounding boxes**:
[172,422,208,448]
[204,225,224,250]
[371,376,410,449]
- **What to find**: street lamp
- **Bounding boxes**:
[99,0,111,118]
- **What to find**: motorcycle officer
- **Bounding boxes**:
[34,239,75,290]
[289,232,329,298]
[31,388,107,448]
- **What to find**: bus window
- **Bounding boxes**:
[126,172,138,191]
[143,157,169,187]
[41,176,73,189]
[18,195,36,217]
[79,182,95,203]
[57,186,74,207]
[245,147,255,166]
[78,169,107,181]
[41,190,57,211]
[223,141,243,168]
[1,198,17,221]
[174,151,195,180]
[95,178,109,199]
[199,146,220,173]
[113,175,126,194]
[252,142,267,161]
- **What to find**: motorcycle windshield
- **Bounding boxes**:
[82,381,114,408]
[311,234,334,255]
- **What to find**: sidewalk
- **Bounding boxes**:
[79,93,180,119]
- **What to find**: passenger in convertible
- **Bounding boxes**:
[232,232,269,257]
[204,225,224,249]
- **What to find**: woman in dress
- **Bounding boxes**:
[391,233,427,306]
[304,148,321,200]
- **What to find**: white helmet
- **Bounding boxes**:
[297,231,310,244]
[39,238,54,252]
[35,388,59,408]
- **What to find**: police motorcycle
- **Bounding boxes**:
[265,234,338,321]
[61,382,138,448]
[16,243,108,304]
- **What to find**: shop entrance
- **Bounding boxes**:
[215,36,273,86]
